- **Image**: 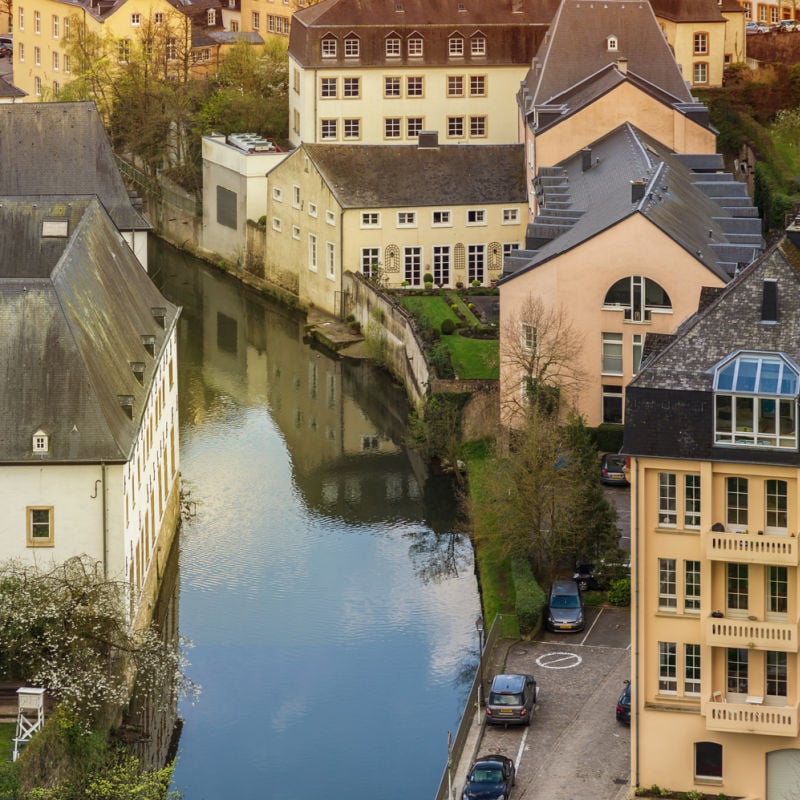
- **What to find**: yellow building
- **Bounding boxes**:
[263,139,527,316]
[744,1,800,23]
[624,232,800,800]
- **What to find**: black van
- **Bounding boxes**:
[485,673,537,726]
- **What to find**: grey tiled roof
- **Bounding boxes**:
[650,0,728,22]
[0,197,179,463]
[630,237,800,393]
[0,102,150,231]
[0,75,25,99]
[301,143,526,207]
[499,123,763,284]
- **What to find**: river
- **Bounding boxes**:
[149,238,482,800]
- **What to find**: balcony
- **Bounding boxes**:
[704,698,799,736]
[705,616,799,652]
[704,529,800,566]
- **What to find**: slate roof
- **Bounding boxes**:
[500,123,763,284]
[521,0,694,108]
[0,75,25,100]
[0,102,150,232]
[299,143,526,208]
[650,0,729,22]
[0,197,179,464]
[629,235,800,394]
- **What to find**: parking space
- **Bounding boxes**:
[459,606,631,800]
[604,484,631,552]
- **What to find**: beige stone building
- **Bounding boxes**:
[624,231,800,800]
[263,139,527,316]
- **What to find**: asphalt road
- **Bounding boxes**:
[605,484,631,553]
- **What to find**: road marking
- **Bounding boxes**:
[535,651,583,669]
[515,726,528,768]
[580,605,605,644]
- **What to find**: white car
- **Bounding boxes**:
[746,21,770,33]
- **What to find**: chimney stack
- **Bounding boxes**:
[581,147,592,172]
[631,179,646,203]
[617,57,629,75]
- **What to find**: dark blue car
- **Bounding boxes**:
[616,680,631,724]
[463,754,516,800]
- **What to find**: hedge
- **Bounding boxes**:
[511,557,547,636]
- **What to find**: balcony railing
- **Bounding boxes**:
[705,616,799,652]
[704,529,800,566]
[705,698,799,736]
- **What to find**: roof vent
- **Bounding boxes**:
[581,147,592,172]
[418,130,439,149]
[617,56,628,74]
[762,279,778,323]
[151,307,166,328]
[131,361,146,385]
[631,179,647,203]
[141,335,156,357]
[118,395,134,420]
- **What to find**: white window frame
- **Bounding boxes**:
[684,560,700,612]
[325,210,336,226]
[360,212,380,228]
[344,37,359,57]
[27,506,54,546]
[432,210,451,227]
[502,208,519,224]
[684,644,701,695]
[308,203,318,218]
[448,36,464,56]
[466,208,486,225]
[273,187,283,202]
[308,233,318,272]
[684,474,701,529]
[326,241,336,280]
[407,36,423,56]
[659,558,677,611]
[601,332,623,375]
[471,36,486,55]
[658,641,677,693]
[130,12,140,26]
[397,211,417,228]
[385,37,400,56]
[658,472,677,527]
[321,37,336,57]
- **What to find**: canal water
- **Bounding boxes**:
[149,238,482,800]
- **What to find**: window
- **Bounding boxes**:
[361,247,380,277]
[632,333,643,374]
[361,212,380,228]
[694,32,709,55]
[321,119,337,140]
[52,81,60,97]
[449,36,464,56]
[521,323,536,353]
[406,117,423,137]
[658,558,677,610]
[602,332,623,374]
[27,507,54,546]
[385,76,401,97]
[117,39,130,62]
[469,75,486,97]
[727,647,748,695]
[604,275,672,320]
[657,473,676,526]
[272,217,282,232]
[470,116,486,137]
[726,477,748,530]
[34,45,40,65]
[308,203,317,218]
[19,42,25,62]
[714,353,799,449]
[343,77,359,97]
[684,644,701,695]
[685,561,700,612]
[467,244,484,284]
[471,35,486,55]
[52,14,58,37]
[466,209,485,225]
[154,12,164,24]
[52,50,59,70]
[130,12,140,25]
[727,563,749,612]
[207,8,216,24]
[343,119,360,139]
[308,233,318,271]
[407,76,423,96]
[695,742,722,781]
[321,77,337,97]
[34,76,41,96]
[18,7,23,30]
[407,36,422,56]
[325,210,335,226]
[404,246,421,285]
[502,208,519,224]
[658,642,677,692]
[602,385,622,424]
[344,37,359,57]
[63,53,70,73]
[34,9,40,32]
[767,651,788,697]
[385,37,400,56]
[326,241,336,279]
[32,431,49,453]
[447,75,463,96]
[397,211,416,227]
[766,479,788,532]
[63,16,70,36]
[384,118,401,139]
[768,566,788,615]
[503,242,520,258]
[684,474,701,529]
[432,210,451,226]
[252,11,260,28]
[292,185,300,208]
[693,62,708,85]
[273,187,283,202]
[321,37,336,57]
[292,225,300,240]
[433,245,450,285]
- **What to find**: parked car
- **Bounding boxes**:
[775,19,800,31]
[600,452,628,485]
[574,556,631,592]
[485,673,537,726]
[746,21,770,33]
[616,680,631,724]
[545,579,585,632]
[0,44,10,58]
[463,754,516,800]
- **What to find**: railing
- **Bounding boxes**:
[704,528,800,566]
[705,698,799,736]
[705,616,799,652]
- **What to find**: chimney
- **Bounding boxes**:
[631,179,646,203]
[762,279,778,323]
[581,147,592,172]
[617,57,629,75]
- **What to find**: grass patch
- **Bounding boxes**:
[399,295,459,329]
[445,293,482,327]
[443,334,498,380]
[0,722,15,761]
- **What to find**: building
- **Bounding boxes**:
[624,228,800,800]
[263,139,527,315]
[286,0,560,147]
[743,0,800,24]
[0,196,181,628]
[498,124,763,428]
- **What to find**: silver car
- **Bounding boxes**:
[485,673,537,726]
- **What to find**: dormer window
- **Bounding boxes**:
[449,34,464,56]
[385,35,401,56]
[141,335,156,356]
[471,34,486,56]
[321,36,336,58]
[713,352,799,449]
[407,35,423,56]
[151,307,166,328]
[607,35,618,52]
[118,395,134,420]
[344,35,359,57]
[32,430,49,454]
[131,361,145,385]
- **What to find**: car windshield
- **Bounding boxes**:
[551,595,580,608]
[471,768,503,783]
[605,456,625,469]
[489,692,522,706]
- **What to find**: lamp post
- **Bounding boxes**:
[475,616,485,716]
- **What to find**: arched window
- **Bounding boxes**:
[603,275,671,321]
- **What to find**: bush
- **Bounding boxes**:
[511,558,547,636]
[423,272,434,284]
[428,341,454,378]
[440,318,456,335]
[607,577,631,607]
[593,424,624,454]
[471,279,481,287]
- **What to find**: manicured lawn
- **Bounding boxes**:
[399,295,460,328]
[0,722,15,761]
[443,334,498,380]
[445,293,482,327]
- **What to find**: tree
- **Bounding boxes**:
[500,293,586,428]
[0,556,195,731]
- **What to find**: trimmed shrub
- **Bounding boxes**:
[423,272,434,284]
[440,318,456,335]
[593,423,624,454]
[511,558,547,636]
[607,577,631,607]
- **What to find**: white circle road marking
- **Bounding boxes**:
[536,652,583,669]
